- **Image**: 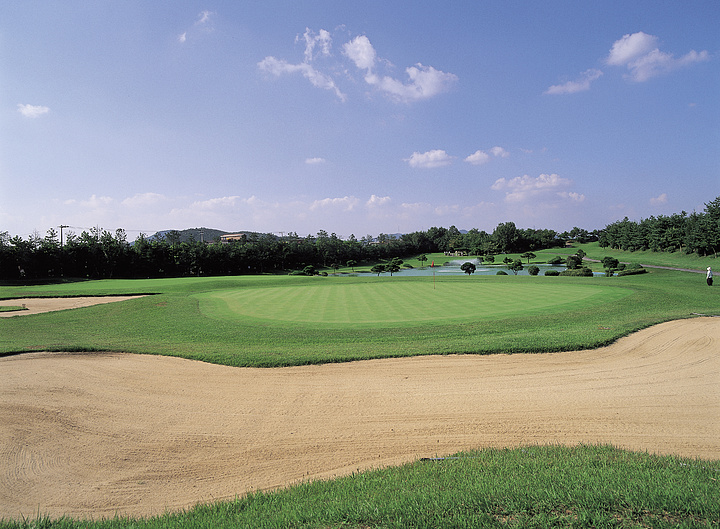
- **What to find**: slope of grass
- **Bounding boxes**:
[2,445,717,528]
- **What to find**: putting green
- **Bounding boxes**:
[194,279,630,327]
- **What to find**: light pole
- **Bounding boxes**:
[58,224,69,247]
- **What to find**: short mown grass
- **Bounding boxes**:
[2,445,717,528]
[1,266,717,367]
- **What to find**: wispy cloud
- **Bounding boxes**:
[344,35,458,103]
[305,157,326,165]
[178,10,216,43]
[545,69,603,95]
[260,29,457,103]
[650,193,668,205]
[405,149,453,169]
[546,31,709,94]
[17,103,50,118]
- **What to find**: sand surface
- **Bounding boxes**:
[1,315,719,520]
[0,296,145,317]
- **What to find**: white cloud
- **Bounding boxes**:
[465,146,509,165]
[545,69,603,95]
[258,56,347,101]
[178,32,187,43]
[606,32,658,66]
[365,63,458,103]
[650,193,668,205]
[196,10,214,26]
[310,196,359,211]
[464,150,490,165]
[606,31,709,82]
[490,146,510,158]
[405,149,453,168]
[260,29,456,104]
[121,192,168,208]
[17,103,50,118]
[343,35,376,70]
[344,35,457,102]
[366,194,391,207]
[305,157,326,165]
[492,173,573,202]
[300,28,333,62]
[557,191,586,202]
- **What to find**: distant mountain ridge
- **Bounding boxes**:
[150,228,260,243]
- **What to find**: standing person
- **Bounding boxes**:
[707,267,713,286]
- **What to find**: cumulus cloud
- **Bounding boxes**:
[490,146,509,158]
[17,103,50,118]
[465,146,509,165]
[492,173,574,202]
[606,31,709,82]
[366,194,391,207]
[464,150,490,165]
[650,193,668,205]
[405,149,453,168]
[305,157,326,165]
[545,69,603,95]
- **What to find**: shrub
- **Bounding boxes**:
[496,270,508,275]
[528,265,540,276]
[544,269,560,276]
[559,267,594,277]
[617,267,648,276]
[547,256,564,265]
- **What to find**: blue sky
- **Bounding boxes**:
[2,1,718,240]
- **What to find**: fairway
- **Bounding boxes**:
[195,280,629,326]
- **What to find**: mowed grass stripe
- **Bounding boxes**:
[196,280,628,327]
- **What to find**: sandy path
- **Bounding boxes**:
[0,296,146,317]
[1,317,719,520]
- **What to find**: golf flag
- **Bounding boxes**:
[431,260,434,267]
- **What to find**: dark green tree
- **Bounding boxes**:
[460,261,476,276]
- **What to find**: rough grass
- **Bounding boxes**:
[2,445,718,528]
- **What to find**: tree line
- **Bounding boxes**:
[0,223,570,280]
[598,196,720,257]
[1,196,717,280]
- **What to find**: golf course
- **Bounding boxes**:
[1,248,719,527]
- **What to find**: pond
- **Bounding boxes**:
[342,260,592,277]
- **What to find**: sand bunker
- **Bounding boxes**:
[0,296,145,317]
[1,317,719,520]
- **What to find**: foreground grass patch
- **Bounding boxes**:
[3,445,717,528]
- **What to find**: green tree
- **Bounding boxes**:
[520,251,536,264]
[370,264,386,276]
[528,265,540,276]
[484,254,495,264]
[346,259,357,272]
[507,259,524,275]
[417,254,428,267]
[386,257,403,276]
[460,261,476,276]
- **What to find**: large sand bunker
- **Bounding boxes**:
[1,317,719,520]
